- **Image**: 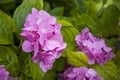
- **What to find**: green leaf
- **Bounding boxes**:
[43,1,51,12]
[52,57,66,72]
[100,4,120,37]
[68,52,88,67]
[92,61,119,80]
[113,0,120,10]
[29,57,45,80]
[114,50,120,75]
[57,19,73,27]
[0,18,13,45]
[0,10,17,32]
[13,0,43,33]
[0,0,14,5]
[61,25,79,57]
[71,0,85,14]
[0,46,18,76]
[43,70,56,80]
[50,7,64,16]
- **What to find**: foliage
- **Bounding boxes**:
[0,0,120,80]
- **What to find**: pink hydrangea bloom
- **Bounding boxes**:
[63,67,102,80]
[21,8,66,72]
[0,65,9,80]
[75,27,114,65]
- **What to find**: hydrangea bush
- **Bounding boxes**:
[0,0,120,80]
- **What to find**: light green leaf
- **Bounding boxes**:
[57,19,73,27]
[0,18,13,45]
[61,26,79,57]
[0,46,18,76]
[68,52,88,67]
[13,0,43,33]
[92,61,119,80]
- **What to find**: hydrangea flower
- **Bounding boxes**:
[63,67,102,80]
[75,27,114,65]
[21,8,66,72]
[0,65,9,80]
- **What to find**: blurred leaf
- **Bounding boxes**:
[29,60,45,80]
[113,0,120,10]
[100,4,120,37]
[114,50,120,75]
[57,19,73,27]
[43,1,51,12]
[61,25,79,57]
[68,52,88,67]
[0,18,13,45]
[0,0,14,5]
[0,10,17,32]
[52,57,66,72]
[71,0,85,14]
[50,7,64,16]
[92,61,119,80]
[74,14,100,34]
[84,0,97,17]
[43,70,56,80]
[0,46,18,76]
[13,0,43,33]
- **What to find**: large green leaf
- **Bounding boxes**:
[0,18,13,45]
[0,10,17,32]
[100,4,120,37]
[68,52,88,67]
[13,0,43,33]
[60,22,79,57]
[0,46,18,76]
[92,61,119,80]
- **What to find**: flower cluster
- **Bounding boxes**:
[75,27,114,65]
[21,8,66,72]
[0,65,9,80]
[63,67,102,80]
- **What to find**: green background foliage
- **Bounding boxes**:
[0,0,120,80]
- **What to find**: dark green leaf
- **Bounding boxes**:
[100,4,120,37]
[50,7,64,16]
[0,0,14,5]
[29,60,45,80]
[0,18,13,45]
[13,0,43,33]
[68,52,88,67]
[0,10,17,32]
[0,46,18,76]
[92,61,119,80]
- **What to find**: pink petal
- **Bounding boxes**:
[22,40,33,52]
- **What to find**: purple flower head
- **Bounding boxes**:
[63,67,102,80]
[75,27,114,65]
[0,65,9,80]
[21,8,66,72]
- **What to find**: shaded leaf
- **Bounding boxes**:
[0,46,18,76]
[92,61,119,80]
